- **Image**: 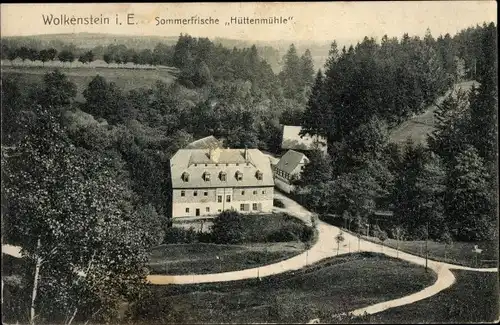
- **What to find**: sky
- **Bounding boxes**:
[1,2,497,42]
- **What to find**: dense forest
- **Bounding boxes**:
[299,22,497,242]
[1,22,497,324]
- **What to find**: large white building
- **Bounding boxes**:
[169,147,275,219]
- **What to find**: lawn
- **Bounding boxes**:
[389,80,479,146]
[128,252,437,324]
[370,270,499,323]
[1,65,177,101]
[147,242,307,275]
[358,233,497,268]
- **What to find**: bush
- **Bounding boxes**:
[273,198,285,208]
[369,224,382,237]
[163,227,198,244]
[210,210,246,244]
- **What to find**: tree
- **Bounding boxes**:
[58,50,75,66]
[38,49,50,66]
[377,230,388,252]
[78,51,94,65]
[301,70,329,138]
[414,152,446,240]
[300,49,315,91]
[299,150,333,186]
[335,231,345,255]
[29,70,77,108]
[391,226,406,257]
[82,75,124,124]
[440,230,453,260]
[445,146,495,241]
[18,46,30,62]
[2,106,148,324]
[7,47,18,64]
[47,48,58,61]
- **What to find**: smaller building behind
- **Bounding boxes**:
[273,149,309,193]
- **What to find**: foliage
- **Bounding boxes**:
[299,150,333,186]
[1,106,149,324]
[210,210,248,244]
[163,227,199,244]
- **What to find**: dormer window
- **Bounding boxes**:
[235,171,243,181]
[181,172,190,182]
[203,172,211,181]
[219,171,227,181]
[256,170,263,180]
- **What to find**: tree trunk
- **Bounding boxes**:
[67,308,78,325]
[30,238,43,325]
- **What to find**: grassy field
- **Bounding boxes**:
[370,270,499,323]
[147,242,307,275]
[1,65,177,101]
[358,233,497,268]
[389,80,479,146]
[129,253,436,324]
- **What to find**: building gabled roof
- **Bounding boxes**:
[281,125,327,151]
[275,150,309,174]
[170,148,274,189]
[185,135,223,150]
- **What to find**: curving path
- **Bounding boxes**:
[2,191,497,318]
[146,191,498,318]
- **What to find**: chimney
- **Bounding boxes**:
[244,146,249,161]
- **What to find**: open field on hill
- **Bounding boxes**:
[389,80,479,146]
[1,65,178,101]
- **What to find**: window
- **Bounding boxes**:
[194,164,198,167]
[226,163,229,166]
[206,207,210,212]
[217,195,222,203]
[236,163,239,166]
[219,172,227,181]
[240,204,245,211]
[205,164,208,166]
[194,191,198,197]
[182,172,190,182]
[262,190,266,194]
[185,208,190,213]
[235,171,243,181]
[241,190,245,195]
[252,203,258,211]
[181,190,185,197]
[218,209,222,212]
[256,170,263,180]
[253,190,257,195]
[226,195,231,202]
[203,172,211,181]
[204,191,208,196]
[216,163,219,166]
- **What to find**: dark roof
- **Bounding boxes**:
[275,150,308,174]
[185,136,223,150]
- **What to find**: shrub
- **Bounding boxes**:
[210,210,246,244]
[163,227,198,244]
[369,224,382,237]
[273,198,285,208]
